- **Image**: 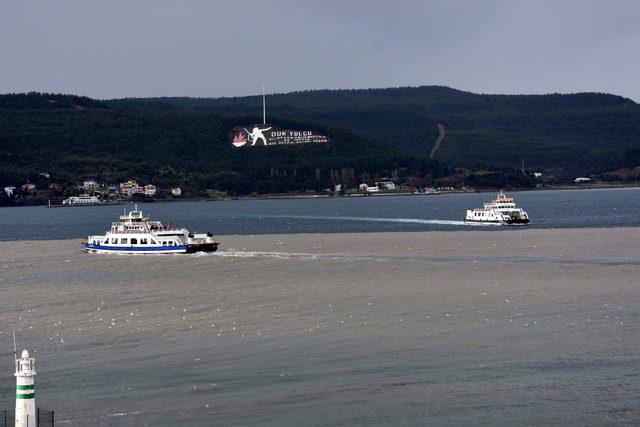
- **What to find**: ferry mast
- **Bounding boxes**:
[15,348,37,427]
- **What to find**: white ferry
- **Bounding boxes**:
[63,195,100,205]
[465,191,530,225]
[84,206,219,254]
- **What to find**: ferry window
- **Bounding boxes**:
[121,238,128,244]
[141,238,148,245]
[131,238,137,245]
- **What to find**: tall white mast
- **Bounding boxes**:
[262,84,266,125]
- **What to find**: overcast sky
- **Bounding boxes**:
[1,0,639,100]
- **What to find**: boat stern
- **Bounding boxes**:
[186,233,220,253]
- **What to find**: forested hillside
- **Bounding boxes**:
[0,93,458,196]
[117,86,640,174]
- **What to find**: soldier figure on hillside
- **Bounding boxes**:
[244,126,272,146]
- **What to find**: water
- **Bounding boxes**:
[1,188,639,241]
[1,189,639,425]
[1,230,639,425]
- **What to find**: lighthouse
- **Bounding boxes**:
[15,349,36,427]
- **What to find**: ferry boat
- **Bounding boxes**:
[465,191,530,225]
[63,195,100,205]
[84,206,219,254]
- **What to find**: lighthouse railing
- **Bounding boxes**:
[0,408,54,427]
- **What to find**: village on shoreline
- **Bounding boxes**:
[2,174,639,208]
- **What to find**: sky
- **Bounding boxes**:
[1,0,639,101]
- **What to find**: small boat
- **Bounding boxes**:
[465,190,530,225]
[84,206,219,254]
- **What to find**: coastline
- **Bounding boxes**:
[3,182,640,208]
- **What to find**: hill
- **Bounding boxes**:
[0,93,461,199]
[115,86,640,175]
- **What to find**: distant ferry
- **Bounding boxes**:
[47,195,122,208]
[465,191,530,225]
[63,195,100,205]
[84,206,219,254]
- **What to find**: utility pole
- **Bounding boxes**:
[262,84,266,125]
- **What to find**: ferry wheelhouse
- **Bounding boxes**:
[84,206,219,254]
[465,191,530,225]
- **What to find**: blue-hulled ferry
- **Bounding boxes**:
[84,206,219,254]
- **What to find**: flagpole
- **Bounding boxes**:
[262,84,266,125]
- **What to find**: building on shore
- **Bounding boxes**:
[171,187,182,196]
[83,180,99,190]
[4,186,16,197]
[376,181,396,190]
[21,183,36,194]
[144,184,157,196]
[359,183,380,192]
[119,179,138,189]
[121,186,144,197]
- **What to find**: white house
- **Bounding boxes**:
[21,183,36,193]
[377,181,396,190]
[144,184,157,196]
[574,177,591,183]
[4,186,15,197]
[171,187,182,196]
[121,186,144,196]
[119,179,139,189]
[83,180,99,190]
[359,183,379,192]
[533,172,542,178]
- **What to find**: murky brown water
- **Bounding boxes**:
[1,228,639,425]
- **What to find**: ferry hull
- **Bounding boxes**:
[464,219,506,225]
[186,242,219,253]
[85,243,188,254]
[84,242,219,254]
[506,218,530,225]
[464,218,529,225]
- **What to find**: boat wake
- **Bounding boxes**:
[256,215,478,226]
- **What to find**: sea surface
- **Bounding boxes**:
[0,188,639,425]
[1,187,639,241]
[1,229,639,425]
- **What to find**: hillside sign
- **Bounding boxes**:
[230,124,329,147]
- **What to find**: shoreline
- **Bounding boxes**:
[3,182,640,208]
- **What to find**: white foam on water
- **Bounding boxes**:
[210,250,323,260]
[257,214,485,227]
